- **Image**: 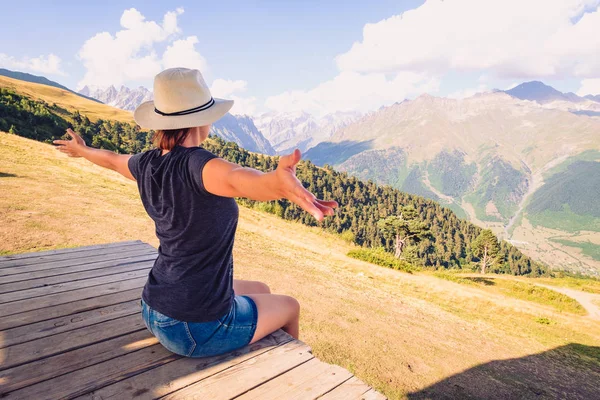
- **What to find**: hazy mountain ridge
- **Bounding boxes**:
[504,81,600,116]
[210,113,275,155]
[254,110,361,154]
[79,85,153,111]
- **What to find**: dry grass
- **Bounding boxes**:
[0,76,134,123]
[2,132,600,399]
[432,272,587,315]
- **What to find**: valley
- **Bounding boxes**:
[1,132,599,399]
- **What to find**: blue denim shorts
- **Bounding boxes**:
[140,295,258,358]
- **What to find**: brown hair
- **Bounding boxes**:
[152,128,191,151]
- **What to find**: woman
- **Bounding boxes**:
[53,67,338,358]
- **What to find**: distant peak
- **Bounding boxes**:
[504,81,583,104]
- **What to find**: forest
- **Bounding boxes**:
[0,88,546,276]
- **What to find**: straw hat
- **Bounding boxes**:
[134,68,233,130]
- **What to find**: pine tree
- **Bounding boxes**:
[377,206,431,258]
[472,229,500,274]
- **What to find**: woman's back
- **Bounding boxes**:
[128,144,239,322]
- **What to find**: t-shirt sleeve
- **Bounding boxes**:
[188,148,219,195]
[127,152,145,181]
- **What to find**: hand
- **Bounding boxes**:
[275,149,338,221]
[53,128,87,158]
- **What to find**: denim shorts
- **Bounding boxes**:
[140,295,258,358]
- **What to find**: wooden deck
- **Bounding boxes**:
[0,240,385,399]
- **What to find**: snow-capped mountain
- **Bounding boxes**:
[79,85,153,111]
[211,113,275,155]
[79,85,275,155]
[254,110,361,154]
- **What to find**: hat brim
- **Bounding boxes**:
[133,98,234,130]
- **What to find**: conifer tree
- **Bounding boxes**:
[472,229,500,274]
[377,206,431,258]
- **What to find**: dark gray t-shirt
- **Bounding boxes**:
[128,144,238,322]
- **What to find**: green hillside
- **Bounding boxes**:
[0,84,545,275]
[427,150,476,198]
[527,161,600,232]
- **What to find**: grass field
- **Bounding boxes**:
[433,272,586,314]
[2,132,600,399]
[550,238,600,262]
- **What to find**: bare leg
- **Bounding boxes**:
[233,279,300,342]
[233,279,271,295]
[244,293,300,342]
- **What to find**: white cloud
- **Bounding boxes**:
[265,71,440,117]
[335,0,600,80]
[210,79,257,116]
[447,84,489,99]
[0,53,65,76]
[162,36,208,72]
[577,79,600,96]
[77,7,209,89]
[210,79,247,98]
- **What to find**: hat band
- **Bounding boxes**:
[154,97,215,116]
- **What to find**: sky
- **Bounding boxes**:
[1,0,600,117]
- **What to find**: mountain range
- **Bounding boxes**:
[305,83,600,274]
[503,81,600,116]
[254,110,361,154]
[79,85,153,111]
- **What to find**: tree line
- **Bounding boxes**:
[0,88,546,276]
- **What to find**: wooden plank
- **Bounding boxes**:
[0,241,152,268]
[0,253,156,284]
[1,299,140,348]
[358,389,387,400]
[0,247,156,277]
[0,261,151,294]
[0,277,146,317]
[0,314,145,371]
[77,330,294,400]
[20,330,292,400]
[0,240,143,263]
[318,376,373,400]
[0,330,158,395]
[0,269,149,304]
[0,287,142,330]
[162,340,313,400]
[236,357,353,400]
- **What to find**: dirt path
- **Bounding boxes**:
[536,283,600,320]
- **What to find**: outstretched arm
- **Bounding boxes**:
[53,129,135,181]
[202,149,338,221]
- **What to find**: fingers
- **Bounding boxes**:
[316,199,339,208]
[66,128,77,138]
[314,200,336,217]
[293,184,316,203]
[278,148,301,170]
[291,194,324,221]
